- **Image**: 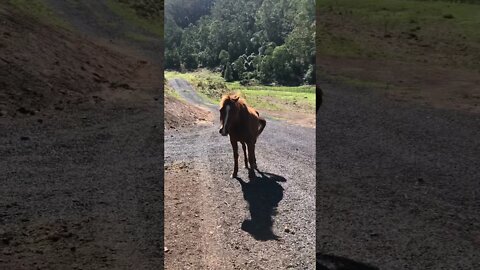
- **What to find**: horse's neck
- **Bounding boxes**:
[232,104,248,125]
[237,104,249,118]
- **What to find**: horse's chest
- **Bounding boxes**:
[231,125,252,142]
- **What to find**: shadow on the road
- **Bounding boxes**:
[317,253,379,270]
[235,169,285,241]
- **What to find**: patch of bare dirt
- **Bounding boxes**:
[0,5,159,118]
[165,96,213,130]
[263,110,315,128]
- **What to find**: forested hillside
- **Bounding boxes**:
[165,0,315,86]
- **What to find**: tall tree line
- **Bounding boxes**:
[165,0,315,86]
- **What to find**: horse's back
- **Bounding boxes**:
[231,105,265,143]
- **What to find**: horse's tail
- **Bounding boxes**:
[257,117,266,138]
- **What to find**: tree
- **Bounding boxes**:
[165,0,315,85]
[219,50,230,66]
[165,48,181,69]
[224,62,234,82]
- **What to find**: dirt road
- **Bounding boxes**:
[316,83,480,269]
[165,79,316,269]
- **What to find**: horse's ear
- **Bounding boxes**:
[232,95,239,101]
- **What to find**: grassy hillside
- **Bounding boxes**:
[316,0,480,112]
[114,0,163,19]
[6,0,69,28]
[318,0,480,69]
[106,0,163,37]
[0,1,154,117]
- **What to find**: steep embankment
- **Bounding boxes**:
[1,2,164,269]
[0,3,157,118]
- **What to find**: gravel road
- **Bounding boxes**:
[1,103,163,269]
[165,79,316,269]
[316,83,480,269]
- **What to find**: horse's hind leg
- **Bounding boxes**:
[241,142,248,169]
[230,139,239,178]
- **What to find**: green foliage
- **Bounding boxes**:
[255,0,295,45]
[218,50,230,66]
[165,0,214,28]
[223,63,234,82]
[165,0,315,86]
[165,13,182,50]
[165,48,181,70]
[304,64,315,84]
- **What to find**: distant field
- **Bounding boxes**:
[165,70,315,113]
[227,82,315,112]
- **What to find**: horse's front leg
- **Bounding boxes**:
[230,139,239,178]
[241,142,248,169]
[247,142,257,170]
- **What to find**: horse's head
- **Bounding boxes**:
[219,94,241,136]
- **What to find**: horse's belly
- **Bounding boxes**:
[231,129,254,143]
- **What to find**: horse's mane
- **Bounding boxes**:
[219,94,247,109]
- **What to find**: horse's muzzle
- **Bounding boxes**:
[219,128,228,136]
[219,125,228,136]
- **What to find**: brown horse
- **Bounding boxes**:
[219,94,266,178]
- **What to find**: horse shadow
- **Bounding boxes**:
[235,169,286,241]
[316,253,379,270]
